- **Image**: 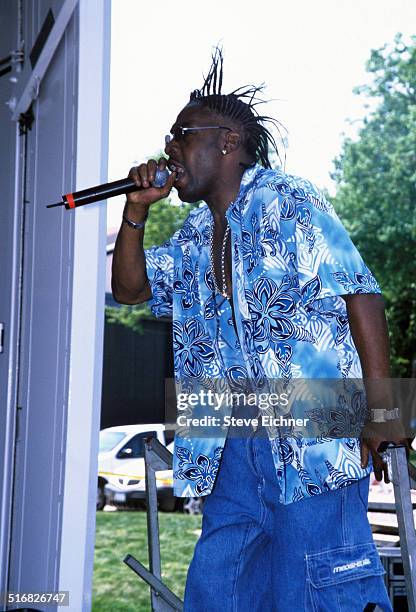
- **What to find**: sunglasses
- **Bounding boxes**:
[165,125,232,145]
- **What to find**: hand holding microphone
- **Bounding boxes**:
[125,158,176,208]
[122,159,177,228]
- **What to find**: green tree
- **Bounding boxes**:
[331,33,416,375]
[143,198,197,249]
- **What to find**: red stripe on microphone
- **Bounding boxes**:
[65,193,76,209]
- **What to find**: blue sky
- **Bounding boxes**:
[107,0,415,230]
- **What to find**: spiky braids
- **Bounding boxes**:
[189,47,286,169]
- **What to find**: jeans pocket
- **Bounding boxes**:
[305,542,392,612]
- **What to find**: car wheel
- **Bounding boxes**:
[96,482,106,511]
[183,497,204,514]
[159,496,176,512]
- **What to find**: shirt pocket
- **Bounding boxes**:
[305,542,391,612]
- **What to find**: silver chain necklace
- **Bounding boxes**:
[209,219,231,298]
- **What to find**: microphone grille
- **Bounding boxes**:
[151,168,170,188]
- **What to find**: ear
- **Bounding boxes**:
[223,130,241,154]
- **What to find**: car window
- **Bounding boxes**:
[116,431,158,459]
[99,430,126,453]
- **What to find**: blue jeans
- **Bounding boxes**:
[183,424,392,611]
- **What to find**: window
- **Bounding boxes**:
[116,431,158,459]
[99,431,126,453]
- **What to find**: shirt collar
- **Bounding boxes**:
[240,163,263,188]
[225,163,264,221]
[202,164,265,224]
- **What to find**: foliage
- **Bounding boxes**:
[331,33,416,376]
[143,197,198,250]
[105,302,152,334]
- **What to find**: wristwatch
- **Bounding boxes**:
[122,212,148,229]
[371,407,400,423]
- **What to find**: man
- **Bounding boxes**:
[112,49,407,611]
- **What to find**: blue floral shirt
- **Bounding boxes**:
[144,165,380,504]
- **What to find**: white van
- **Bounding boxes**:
[97,424,176,511]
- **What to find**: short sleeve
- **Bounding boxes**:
[144,207,203,317]
[293,184,381,307]
[144,237,176,318]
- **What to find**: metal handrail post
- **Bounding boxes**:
[145,439,163,610]
[388,445,416,611]
[123,437,183,611]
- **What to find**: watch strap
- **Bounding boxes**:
[122,212,148,230]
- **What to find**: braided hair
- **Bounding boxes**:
[189,46,286,169]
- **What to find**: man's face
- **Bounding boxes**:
[164,103,230,203]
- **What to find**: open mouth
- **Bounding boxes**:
[168,161,186,185]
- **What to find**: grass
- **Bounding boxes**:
[92,510,202,612]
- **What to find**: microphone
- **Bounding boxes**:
[46,167,170,210]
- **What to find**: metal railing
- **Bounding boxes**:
[378,445,416,611]
[123,436,183,611]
